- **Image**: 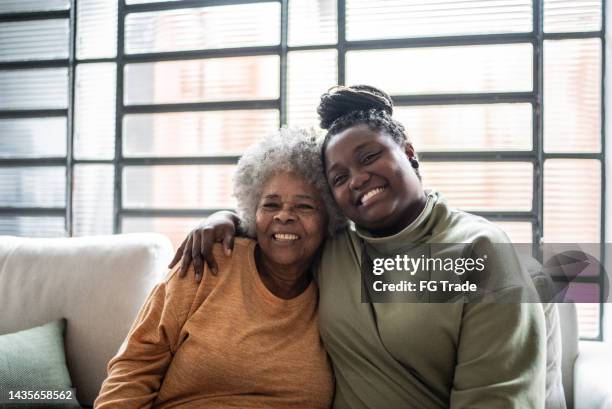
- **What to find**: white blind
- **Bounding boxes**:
[0,0,604,339]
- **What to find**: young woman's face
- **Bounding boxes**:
[324,124,424,234]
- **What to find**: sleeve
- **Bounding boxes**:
[449,301,546,409]
[94,266,198,409]
[450,229,547,408]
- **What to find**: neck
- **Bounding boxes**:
[370,190,428,237]
[254,246,313,300]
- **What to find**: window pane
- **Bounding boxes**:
[346,0,532,40]
[0,0,69,13]
[544,159,600,243]
[575,302,600,339]
[124,56,279,105]
[493,222,532,243]
[73,165,114,236]
[77,0,117,59]
[0,68,68,109]
[74,63,116,159]
[0,216,65,237]
[396,103,532,152]
[289,0,337,46]
[125,3,280,54]
[0,19,69,62]
[544,38,601,153]
[287,50,337,128]
[126,0,181,4]
[544,0,602,33]
[347,44,532,95]
[0,118,66,158]
[121,216,202,250]
[124,110,278,157]
[0,167,66,207]
[420,162,533,211]
[543,243,601,279]
[123,165,236,209]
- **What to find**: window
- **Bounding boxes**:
[0,0,605,339]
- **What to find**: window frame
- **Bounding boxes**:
[0,0,606,340]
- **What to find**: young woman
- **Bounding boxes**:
[171,85,547,409]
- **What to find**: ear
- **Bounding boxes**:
[403,143,416,159]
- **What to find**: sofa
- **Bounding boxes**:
[0,234,174,407]
[0,234,611,408]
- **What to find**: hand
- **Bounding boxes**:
[168,211,239,282]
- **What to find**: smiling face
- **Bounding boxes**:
[255,172,328,269]
[324,124,425,235]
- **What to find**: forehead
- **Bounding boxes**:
[325,125,395,159]
[260,171,321,199]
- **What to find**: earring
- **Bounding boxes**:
[409,157,419,169]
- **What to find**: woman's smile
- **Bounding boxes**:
[358,186,387,206]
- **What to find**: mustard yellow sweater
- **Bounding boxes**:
[95,238,333,409]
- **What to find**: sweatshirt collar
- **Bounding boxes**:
[354,190,439,253]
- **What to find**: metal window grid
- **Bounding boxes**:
[0,0,606,339]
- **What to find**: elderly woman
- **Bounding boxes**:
[172,85,548,409]
[94,128,344,409]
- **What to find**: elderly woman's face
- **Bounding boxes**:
[255,172,328,268]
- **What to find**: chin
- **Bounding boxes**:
[268,254,300,266]
[358,206,397,227]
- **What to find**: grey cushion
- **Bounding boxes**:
[0,319,80,408]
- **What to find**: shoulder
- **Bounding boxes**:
[215,237,257,271]
[457,210,509,241]
[322,227,356,259]
[165,238,256,288]
[435,203,511,245]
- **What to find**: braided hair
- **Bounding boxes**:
[317,84,420,178]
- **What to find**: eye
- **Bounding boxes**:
[362,151,380,165]
[261,202,280,210]
[296,203,315,211]
[332,174,348,186]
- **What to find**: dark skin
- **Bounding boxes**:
[169,124,427,278]
[324,125,427,237]
[253,172,328,299]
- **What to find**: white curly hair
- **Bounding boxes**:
[233,127,346,237]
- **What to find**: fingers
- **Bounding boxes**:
[222,229,235,257]
[192,230,204,282]
[201,228,219,276]
[168,238,186,269]
[179,236,193,278]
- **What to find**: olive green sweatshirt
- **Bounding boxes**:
[318,191,546,409]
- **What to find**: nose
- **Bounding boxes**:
[348,171,370,191]
[273,205,296,224]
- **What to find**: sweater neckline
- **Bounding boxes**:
[247,240,316,308]
[354,190,438,250]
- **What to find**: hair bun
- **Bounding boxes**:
[317,84,394,130]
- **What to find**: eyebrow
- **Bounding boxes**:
[262,194,317,201]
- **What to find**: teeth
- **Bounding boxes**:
[361,187,385,205]
[274,233,299,241]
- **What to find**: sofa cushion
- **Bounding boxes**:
[0,234,174,406]
[0,319,80,408]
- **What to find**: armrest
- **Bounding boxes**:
[574,341,612,409]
